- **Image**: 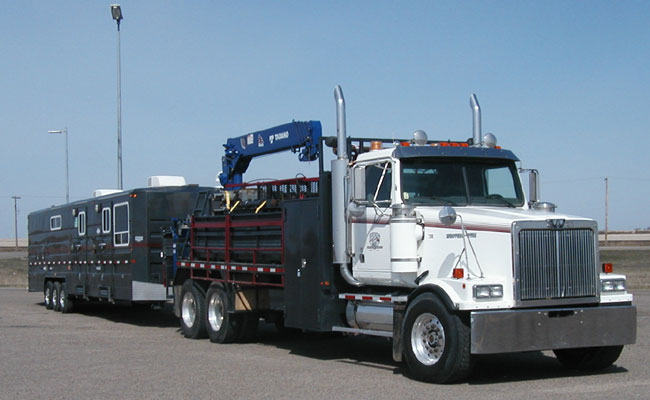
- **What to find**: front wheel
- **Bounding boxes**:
[179,281,207,339]
[553,346,624,371]
[403,293,472,383]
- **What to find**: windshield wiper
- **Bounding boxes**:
[485,194,516,208]
[429,197,458,206]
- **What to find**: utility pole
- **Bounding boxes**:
[12,196,21,248]
[604,177,609,245]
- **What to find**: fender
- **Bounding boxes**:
[407,284,457,311]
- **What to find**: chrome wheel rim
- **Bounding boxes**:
[181,292,196,328]
[411,312,446,366]
[207,293,224,332]
[59,289,65,309]
[44,288,51,306]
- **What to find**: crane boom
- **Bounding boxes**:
[218,120,322,186]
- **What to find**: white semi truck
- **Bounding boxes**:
[32,86,637,383]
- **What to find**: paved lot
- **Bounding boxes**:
[0,288,648,400]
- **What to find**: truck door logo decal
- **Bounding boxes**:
[367,232,382,250]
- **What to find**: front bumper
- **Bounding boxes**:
[470,304,636,354]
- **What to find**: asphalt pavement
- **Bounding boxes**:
[1,288,648,400]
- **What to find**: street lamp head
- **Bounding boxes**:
[111,4,123,22]
[48,130,63,134]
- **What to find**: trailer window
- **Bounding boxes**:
[102,207,111,233]
[50,215,62,231]
[77,211,86,236]
[113,202,129,246]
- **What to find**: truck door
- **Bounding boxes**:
[349,161,393,283]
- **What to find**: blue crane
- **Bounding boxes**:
[218,120,322,187]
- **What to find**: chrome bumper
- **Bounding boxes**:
[470,304,636,354]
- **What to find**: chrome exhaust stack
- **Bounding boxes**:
[470,93,481,146]
[332,85,363,287]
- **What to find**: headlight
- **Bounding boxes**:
[473,284,503,299]
[601,278,626,292]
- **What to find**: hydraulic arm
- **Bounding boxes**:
[218,120,322,186]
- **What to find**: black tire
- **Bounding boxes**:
[59,283,75,314]
[44,281,54,309]
[553,346,624,371]
[52,282,62,312]
[205,285,240,343]
[403,293,472,383]
[179,280,207,339]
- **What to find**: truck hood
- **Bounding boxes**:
[416,206,593,233]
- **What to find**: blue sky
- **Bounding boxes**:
[1,1,649,238]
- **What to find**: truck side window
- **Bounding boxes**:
[365,162,392,203]
[113,202,129,246]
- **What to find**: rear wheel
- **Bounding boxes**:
[403,293,472,383]
[205,285,242,343]
[59,284,75,314]
[179,281,207,339]
[44,281,54,309]
[52,282,62,312]
[553,346,624,371]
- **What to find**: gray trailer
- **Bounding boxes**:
[28,179,212,312]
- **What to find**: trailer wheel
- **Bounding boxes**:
[403,293,472,383]
[205,285,239,343]
[180,281,207,339]
[44,281,54,309]
[59,284,75,314]
[52,282,62,312]
[553,346,624,371]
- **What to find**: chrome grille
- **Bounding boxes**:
[517,228,598,301]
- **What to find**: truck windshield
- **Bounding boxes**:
[400,157,524,207]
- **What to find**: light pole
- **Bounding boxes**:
[604,177,609,244]
[48,128,69,203]
[12,196,21,248]
[111,4,124,190]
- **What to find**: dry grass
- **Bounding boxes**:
[1,250,648,289]
[0,256,28,288]
[600,249,650,289]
